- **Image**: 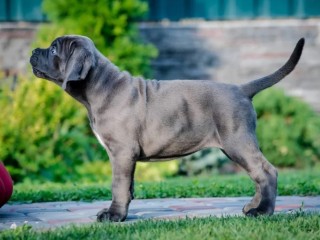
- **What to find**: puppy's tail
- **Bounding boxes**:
[240,38,305,99]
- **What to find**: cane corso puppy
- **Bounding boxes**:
[30,35,304,222]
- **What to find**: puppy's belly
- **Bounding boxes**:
[139,136,221,162]
[138,150,198,162]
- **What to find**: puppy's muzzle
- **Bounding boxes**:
[30,48,48,79]
[30,48,41,67]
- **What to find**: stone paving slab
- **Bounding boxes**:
[0,196,319,231]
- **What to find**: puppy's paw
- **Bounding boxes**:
[242,204,274,217]
[242,203,258,216]
[243,207,259,217]
[97,208,127,222]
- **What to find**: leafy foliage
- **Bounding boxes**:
[253,89,320,167]
[0,79,106,182]
[74,160,178,183]
[41,0,157,77]
[178,148,230,176]
[0,0,157,183]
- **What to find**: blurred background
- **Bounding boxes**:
[0,0,319,184]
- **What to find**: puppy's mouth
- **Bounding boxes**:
[32,67,46,78]
[32,67,56,82]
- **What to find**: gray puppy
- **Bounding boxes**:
[30,35,304,222]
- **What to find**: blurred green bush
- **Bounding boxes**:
[178,148,231,177]
[0,78,107,182]
[0,0,157,183]
[41,0,158,77]
[254,88,320,168]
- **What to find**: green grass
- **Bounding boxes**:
[1,213,319,240]
[3,169,320,239]
[10,169,320,203]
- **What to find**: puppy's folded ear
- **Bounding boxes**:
[62,46,94,90]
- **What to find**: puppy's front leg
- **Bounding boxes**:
[97,155,136,222]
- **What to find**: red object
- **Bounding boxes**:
[0,162,13,208]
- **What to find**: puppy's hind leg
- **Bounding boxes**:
[221,149,262,212]
[221,133,278,216]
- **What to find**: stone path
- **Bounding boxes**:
[1,196,320,230]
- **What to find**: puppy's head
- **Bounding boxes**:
[30,35,95,90]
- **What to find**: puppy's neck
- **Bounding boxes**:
[65,53,135,118]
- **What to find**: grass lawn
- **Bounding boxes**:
[10,168,320,203]
[2,169,319,239]
[1,213,319,240]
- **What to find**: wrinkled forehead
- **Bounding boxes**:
[52,35,93,53]
[55,35,91,45]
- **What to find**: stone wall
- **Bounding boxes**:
[139,19,320,111]
[0,23,37,77]
[0,19,319,111]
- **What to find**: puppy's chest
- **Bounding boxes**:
[88,115,108,150]
[92,128,108,149]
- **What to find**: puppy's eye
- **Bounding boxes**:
[50,46,57,55]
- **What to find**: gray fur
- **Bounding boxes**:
[30,35,304,222]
